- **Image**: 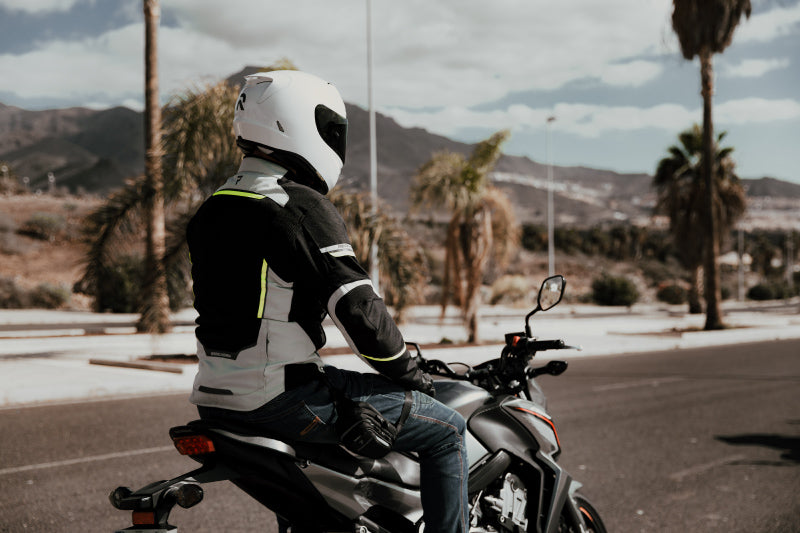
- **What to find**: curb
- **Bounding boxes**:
[89,358,186,374]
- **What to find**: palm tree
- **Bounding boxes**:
[411,130,519,343]
[654,124,747,313]
[139,0,170,333]
[671,0,751,329]
[77,79,243,311]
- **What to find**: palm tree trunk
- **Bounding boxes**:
[440,217,464,319]
[463,211,492,343]
[138,0,171,333]
[688,265,703,314]
[700,48,724,330]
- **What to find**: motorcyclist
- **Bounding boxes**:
[185,70,468,532]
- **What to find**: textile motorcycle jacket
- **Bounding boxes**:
[186,157,426,411]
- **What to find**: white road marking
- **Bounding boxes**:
[593,376,685,392]
[669,454,747,482]
[0,390,187,411]
[0,445,174,476]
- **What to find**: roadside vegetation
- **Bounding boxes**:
[0,185,797,313]
[1,4,797,326]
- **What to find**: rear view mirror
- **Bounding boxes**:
[538,275,565,311]
[525,275,567,337]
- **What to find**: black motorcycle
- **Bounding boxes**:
[110,275,606,533]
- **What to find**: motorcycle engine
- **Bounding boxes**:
[472,472,529,532]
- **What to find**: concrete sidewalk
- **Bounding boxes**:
[1,301,798,408]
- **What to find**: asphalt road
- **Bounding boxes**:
[0,339,798,533]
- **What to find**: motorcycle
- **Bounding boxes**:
[110,275,606,533]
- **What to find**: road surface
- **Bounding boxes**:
[0,339,798,532]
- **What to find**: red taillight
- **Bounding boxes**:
[173,434,215,455]
[132,510,157,526]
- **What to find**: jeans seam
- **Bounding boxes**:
[410,413,459,430]
[411,413,467,532]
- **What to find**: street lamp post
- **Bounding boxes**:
[546,116,556,276]
[738,226,745,301]
[366,0,379,292]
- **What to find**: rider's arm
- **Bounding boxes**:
[297,197,432,394]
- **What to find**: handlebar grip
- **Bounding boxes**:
[512,338,567,354]
[529,339,566,351]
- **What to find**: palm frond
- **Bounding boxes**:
[483,186,520,268]
[652,123,747,269]
[410,151,466,212]
[75,175,150,296]
[672,0,752,59]
[162,80,241,198]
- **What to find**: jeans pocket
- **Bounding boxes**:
[280,401,336,441]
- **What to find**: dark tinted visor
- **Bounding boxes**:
[315,105,348,164]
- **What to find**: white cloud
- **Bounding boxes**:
[552,102,695,137]
[0,24,143,103]
[0,0,81,13]
[716,98,800,124]
[0,21,244,108]
[162,0,676,109]
[599,60,665,87]
[723,58,791,78]
[389,102,695,138]
[388,97,800,140]
[734,3,800,43]
[0,0,681,110]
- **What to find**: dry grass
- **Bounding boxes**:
[0,192,671,311]
[0,194,102,308]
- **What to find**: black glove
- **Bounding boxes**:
[418,372,436,397]
[394,369,435,397]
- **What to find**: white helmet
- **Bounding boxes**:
[233,70,348,193]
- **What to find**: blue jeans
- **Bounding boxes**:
[198,365,469,533]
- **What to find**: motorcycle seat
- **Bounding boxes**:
[184,419,421,489]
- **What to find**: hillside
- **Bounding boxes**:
[2,67,800,229]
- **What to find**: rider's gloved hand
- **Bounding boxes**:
[395,368,435,397]
[417,372,436,397]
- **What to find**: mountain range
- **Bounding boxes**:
[2,67,799,229]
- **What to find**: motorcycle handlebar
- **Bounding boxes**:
[508,338,576,356]
[519,338,567,352]
[421,358,460,378]
[412,338,578,380]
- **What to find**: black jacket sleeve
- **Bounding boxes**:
[296,197,430,392]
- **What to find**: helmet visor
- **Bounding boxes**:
[315,105,348,164]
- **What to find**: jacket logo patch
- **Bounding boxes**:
[207,349,238,360]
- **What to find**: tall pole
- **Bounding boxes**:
[787,233,795,290]
[366,0,379,292]
[546,116,556,277]
[139,0,171,333]
[738,226,745,301]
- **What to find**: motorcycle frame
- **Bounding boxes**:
[111,274,592,532]
[112,376,587,533]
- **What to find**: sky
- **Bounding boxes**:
[0,0,798,184]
